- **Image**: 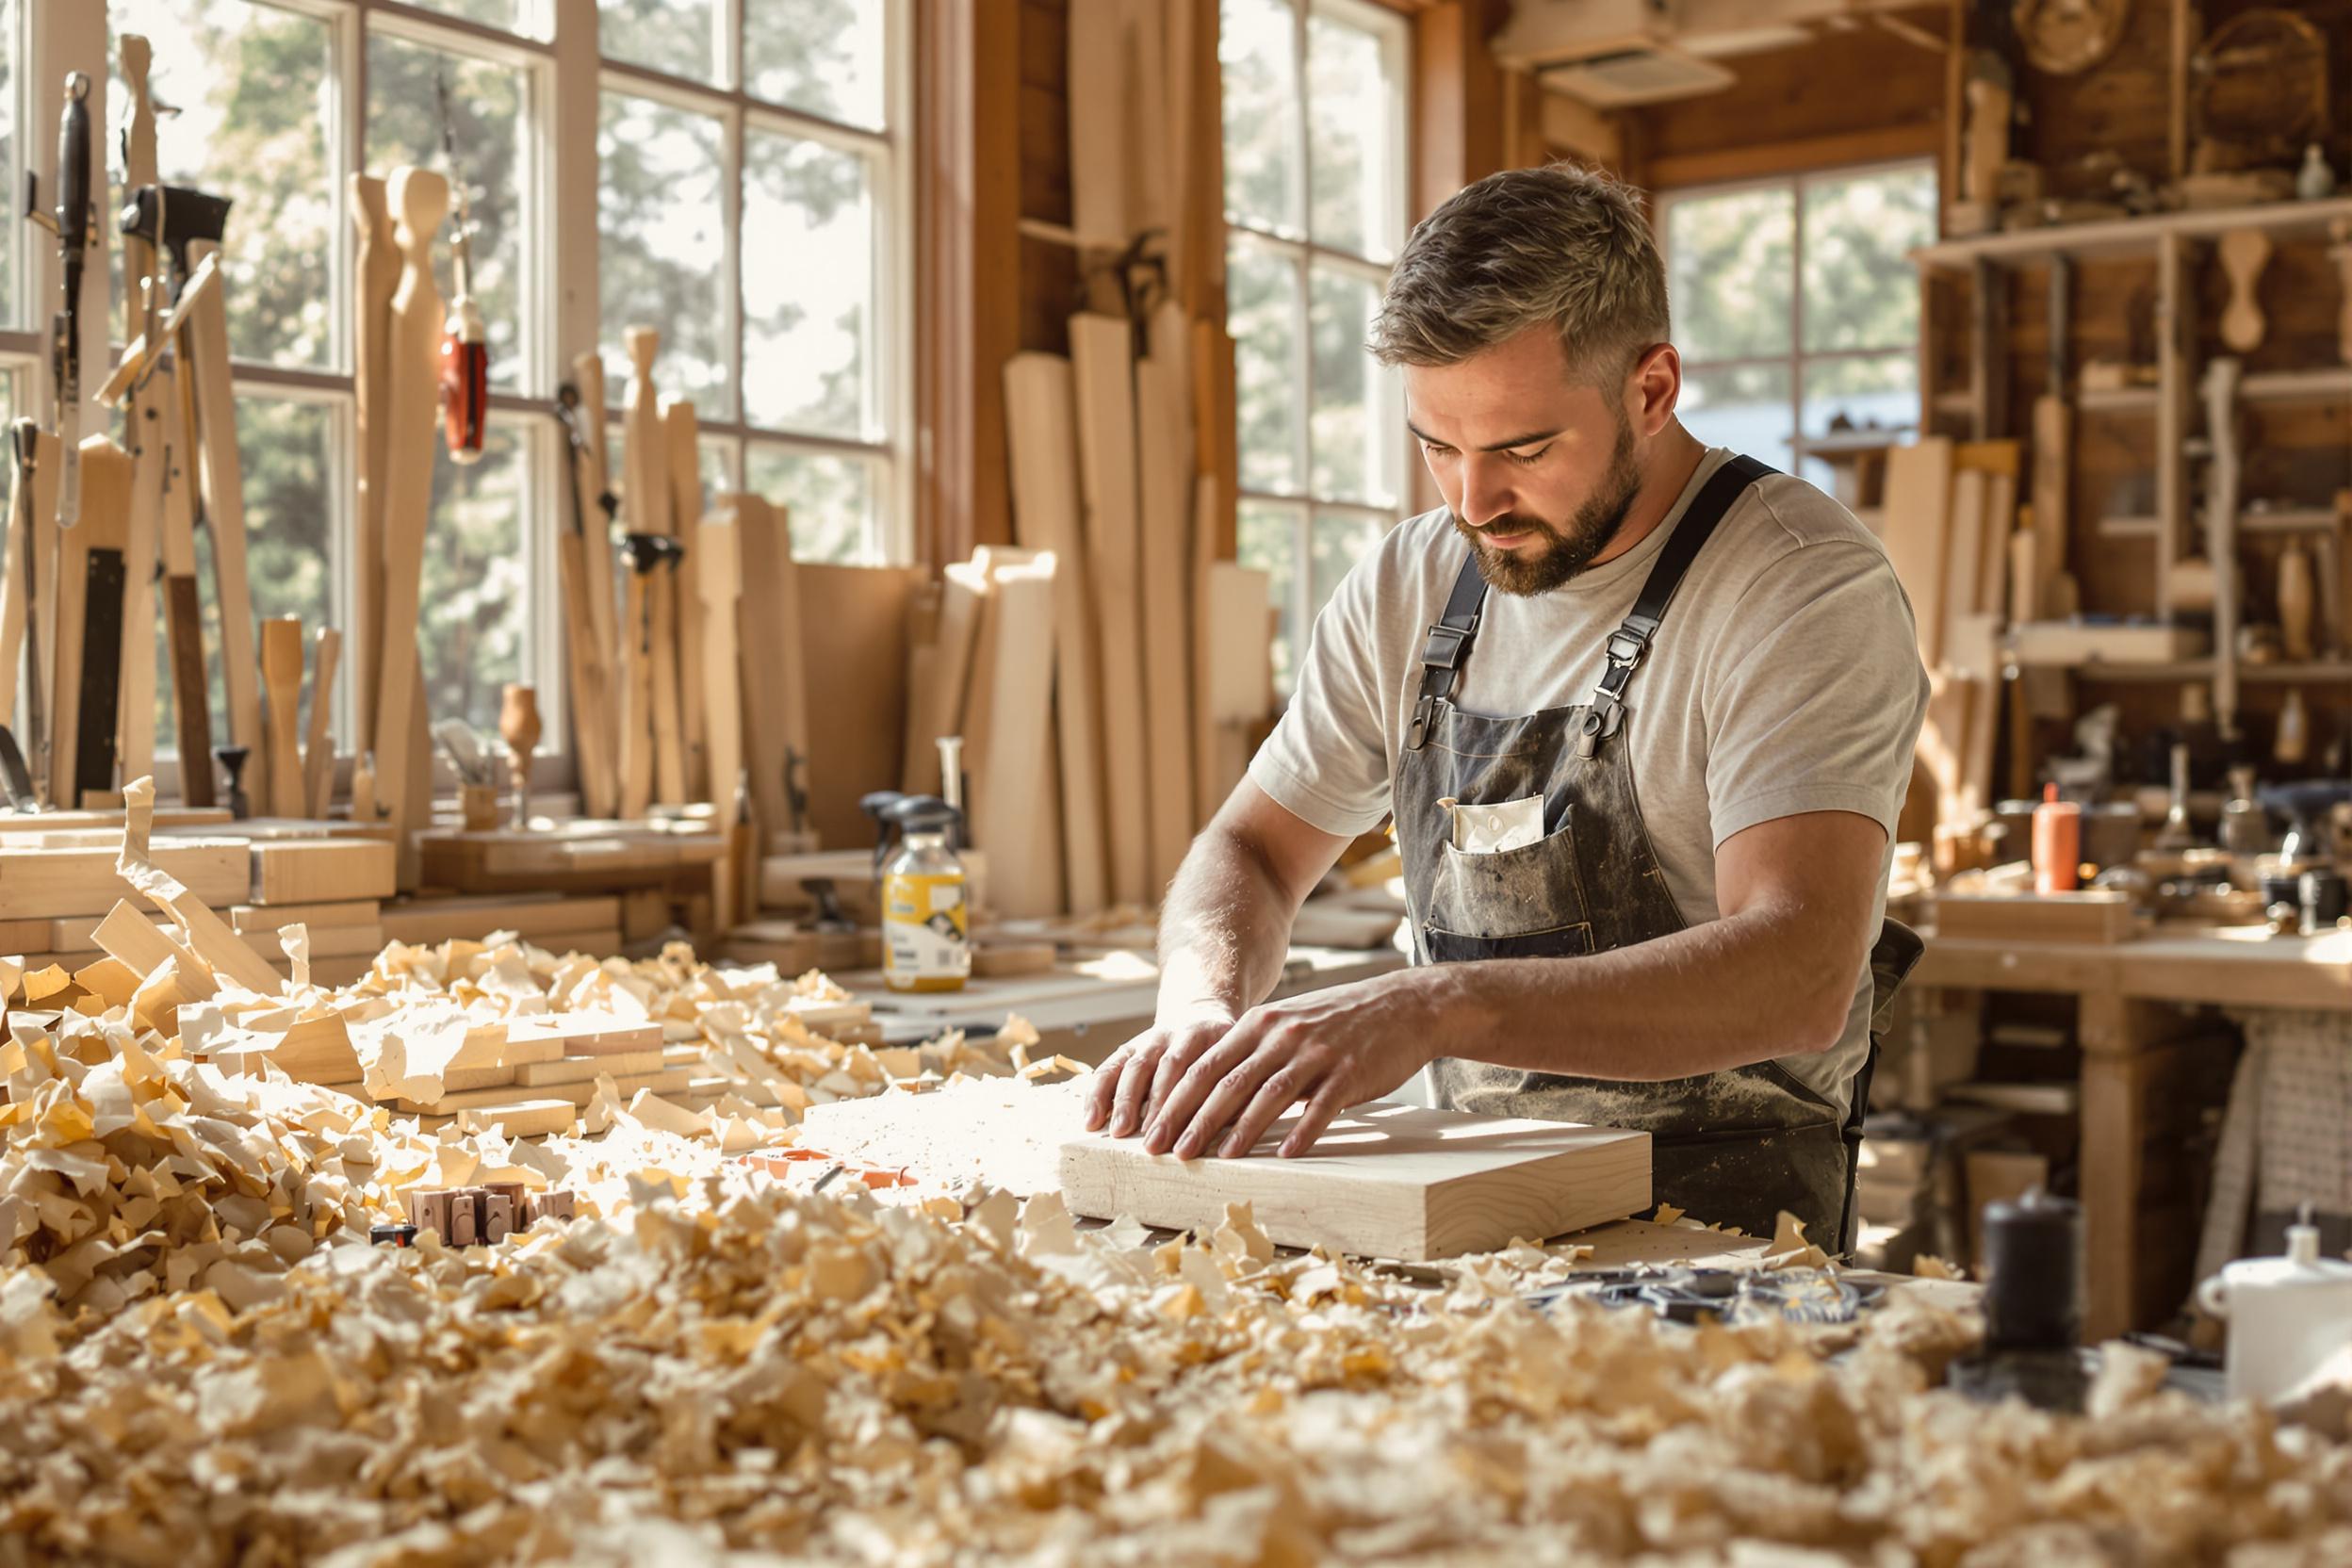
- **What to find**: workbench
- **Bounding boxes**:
[1914,922,2352,1341]
[839,942,1410,1053]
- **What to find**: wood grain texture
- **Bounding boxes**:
[696,508,743,923]
[249,839,397,906]
[367,168,449,858]
[971,550,1062,917]
[1136,307,1196,886]
[181,238,261,809]
[664,400,706,803]
[1004,351,1107,913]
[1882,437,1954,668]
[570,350,623,813]
[259,616,304,820]
[733,493,808,839]
[350,175,397,747]
[303,628,341,819]
[1061,1099,1652,1261]
[1069,314,1150,905]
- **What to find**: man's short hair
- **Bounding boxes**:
[1369,164,1670,384]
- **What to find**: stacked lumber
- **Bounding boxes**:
[1885,437,2020,856]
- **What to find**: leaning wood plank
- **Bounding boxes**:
[0,427,49,730]
[666,400,707,804]
[258,616,305,822]
[1066,0,1130,250]
[250,840,397,906]
[1135,331,1196,885]
[114,776,280,995]
[1004,351,1108,913]
[733,493,808,841]
[181,236,262,811]
[367,168,449,867]
[51,439,133,806]
[351,175,398,745]
[1199,556,1274,810]
[116,335,162,789]
[697,508,744,923]
[1881,437,1954,669]
[155,366,211,804]
[972,553,1062,918]
[616,329,663,817]
[1061,1100,1652,1262]
[915,560,988,799]
[1070,314,1151,906]
[1938,467,1988,670]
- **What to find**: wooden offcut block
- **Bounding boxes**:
[515,1049,664,1086]
[1930,889,2135,945]
[250,839,397,905]
[230,899,380,932]
[505,1011,663,1056]
[0,840,246,919]
[1059,1100,1652,1262]
[453,1099,579,1139]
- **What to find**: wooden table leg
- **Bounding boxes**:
[2078,990,2199,1341]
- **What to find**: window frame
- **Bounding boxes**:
[1224,0,1411,694]
[1654,155,1936,476]
[8,0,909,801]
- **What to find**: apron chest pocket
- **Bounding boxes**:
[1425,813,1593,947]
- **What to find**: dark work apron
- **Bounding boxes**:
[1397,454,1922,1251]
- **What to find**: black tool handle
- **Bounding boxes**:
[73,547,123,800]
[57,74,89,258]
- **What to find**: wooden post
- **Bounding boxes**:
[697,506,744,923]
[2078,990,2198,1340]
[180,229,262,812]
[155,365,210,806]
[617,327,665,816]
[351,175,398,747]
[304,626,340,818]
[664,398,707,802]
[115,35,161,788]
[259,615,304,818]
[565,351,622,818]
[368,167,449,884]
[734,493,808,843]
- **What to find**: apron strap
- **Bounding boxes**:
[1404,548,1491,751]
[1579,452,1777,758]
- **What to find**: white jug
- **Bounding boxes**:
[2197,1216,2352,1405]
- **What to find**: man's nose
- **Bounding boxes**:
[1456,457,1515,529]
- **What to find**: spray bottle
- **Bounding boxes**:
[878,793,971,992]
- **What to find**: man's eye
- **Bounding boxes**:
[1510,446,1550,466]
[1421,441,1456,458]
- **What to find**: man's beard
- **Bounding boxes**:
[1449,418,1642,596]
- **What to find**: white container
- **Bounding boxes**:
[2197,1218,2352,1404]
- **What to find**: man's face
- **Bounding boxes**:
[1403,325,1650,596]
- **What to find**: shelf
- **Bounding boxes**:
[2097,509,2337,541]
[1912,193,2352,270]
[2241,662,2352,683]
[2076,384,2160,413]
[2013,658,2218,682]
[2240,367,2352,404]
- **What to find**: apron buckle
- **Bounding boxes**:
[1576,698,1624,760]
[1407,694,1438,751]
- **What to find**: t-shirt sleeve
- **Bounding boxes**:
[1700,539,1929,847]
[1246,547,1398,839]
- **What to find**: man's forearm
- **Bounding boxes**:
[1154,825,1303,1019]
[1421,901,1864,1081]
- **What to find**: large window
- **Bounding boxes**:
[1659,161,1936,485]
[1222,0,1409,695]
[0,0,906,782]
[600,0,906,566]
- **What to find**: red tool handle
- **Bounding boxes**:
[439,330,488,463]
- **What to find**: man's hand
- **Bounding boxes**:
[1085,1005,1241,1140]
[1090,969,1447,1161]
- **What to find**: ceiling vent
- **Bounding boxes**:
[1534,44,1738,107]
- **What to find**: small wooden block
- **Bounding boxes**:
[1059,1100,1653,1262]
[514,1049,664,1086]
[250,839,398,906]
[396,1066,693,1115]
[1930,889,2135,944]
[229,899,380,931]
[505,1012,662,1055]
[0,840,247,920]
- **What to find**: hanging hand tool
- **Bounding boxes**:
[58,438,129,805]
[0,422,48,804]
[24,73,91,527]
[434,74,488,466]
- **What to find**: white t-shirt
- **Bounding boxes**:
[1248,447,1931,1114]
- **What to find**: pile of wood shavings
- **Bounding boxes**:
[4,1034,2351,1563]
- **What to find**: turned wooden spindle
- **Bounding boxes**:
[499,682,542,830]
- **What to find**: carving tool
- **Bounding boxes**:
[24,73,90,526]
[434,73,488,465]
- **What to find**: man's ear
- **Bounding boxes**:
[1628,342,1680,435]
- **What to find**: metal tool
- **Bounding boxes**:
[9,421,45,804]
[215,743,251,820]
[431,717,497,787]
[434,72,488,465]
[24,73,90,526]
[0,727,37,810]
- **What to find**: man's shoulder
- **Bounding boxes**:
[1735,468,1892,563]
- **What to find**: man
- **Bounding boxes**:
[1084,164,1929,1246]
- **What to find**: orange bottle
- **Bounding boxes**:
[2033,782,2082,894]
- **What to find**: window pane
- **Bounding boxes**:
[110,0,334,369]
[165,396,337,757]
[1799,352,1916,486]
[599,91,731,418]
[746,444,881,564]
[746,0,888,129]
[1309,264,1392,506]
[1221,0,1301,236]
[367,35,531,393]
[1229,236,1302,494]
[1680,363,1793,470]
[1238,498,1301,696]
[743,128,874,438]
[1306,11,1398,260]
[1802,165,1935,353]
[405,0,530,33]
[1667,187,1793,363]
[419,422,529,735]
[599,0,722,84]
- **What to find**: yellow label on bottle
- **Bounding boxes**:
[882,871,970,991]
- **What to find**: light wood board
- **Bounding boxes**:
[733,493,808,841]
[1135,311,1197,887]
[249,839,397,906]
[1061,1099,1653,1262]
[181,238,262,811]
[1004,351,1108,913]
[971,549,1062,918]
[665,399,706,803]
[1882,436,1954,669]
[696,508,743,923]
[351,175,398,746]
[1070,314,1151,906]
